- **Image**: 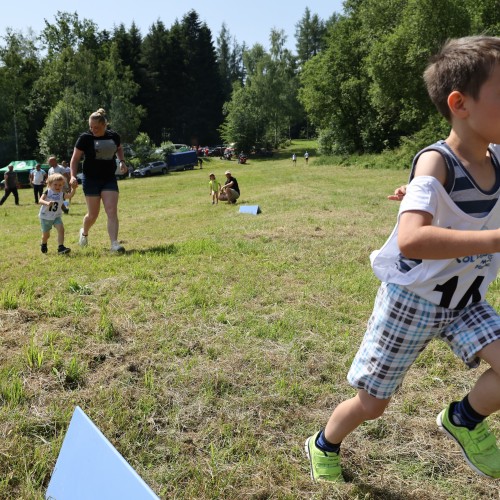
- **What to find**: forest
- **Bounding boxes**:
[0,0,500,168]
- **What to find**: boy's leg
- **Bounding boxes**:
[54,223,70,254]
[40,229,50,253]
[306,390,390,482]
[325,390,391,444]
[469,339,500,415]
[437,339,500,478]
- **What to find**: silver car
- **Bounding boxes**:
[132,161,168,177]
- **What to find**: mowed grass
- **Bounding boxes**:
[1,140,499,499]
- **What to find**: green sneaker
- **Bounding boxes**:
[437,404,500,478]
[305,432,344,482]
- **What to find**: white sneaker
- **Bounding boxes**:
[110,241,125,253]
[79,228,88,247]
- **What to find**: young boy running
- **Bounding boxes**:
[306,36,500,482]
[39,173,77,254]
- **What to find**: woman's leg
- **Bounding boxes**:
[82,196,101,235]
[101,191,120,243]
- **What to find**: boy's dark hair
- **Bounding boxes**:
[424,36,500,121]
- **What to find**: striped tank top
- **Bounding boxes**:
[397,140,500,273]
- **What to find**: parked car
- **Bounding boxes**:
[132,161,168,177]
[208,146,225,157]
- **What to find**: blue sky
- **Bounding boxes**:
[0,1,344,52]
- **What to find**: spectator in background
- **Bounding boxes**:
[0,164,19,206]
[221,170,240,204]
[304,151,309,164]
[30,163,47,204]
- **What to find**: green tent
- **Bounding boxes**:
[0,160,49,187]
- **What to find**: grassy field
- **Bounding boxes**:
[1,139,500,499]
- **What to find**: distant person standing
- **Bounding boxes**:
[48,156,67,178]
[0,164,19,206]
[29,163,47,204]
[69,108,127,253]
[292,153,297,166]
[304,151,309,165]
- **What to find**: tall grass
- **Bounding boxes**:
[0,140,498,499]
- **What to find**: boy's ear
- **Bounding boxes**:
[447,90,469,118]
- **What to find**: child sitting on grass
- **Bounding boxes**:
[39,173,77,254]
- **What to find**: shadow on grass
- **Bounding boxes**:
[129,244,178,256]
[346,476,414,500]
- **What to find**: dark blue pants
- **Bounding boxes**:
[33,184,44,203]
[0,187,19,205]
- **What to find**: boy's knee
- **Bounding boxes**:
[358,392,390,420]
[363,404,387,420]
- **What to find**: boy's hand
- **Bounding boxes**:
[388,185,407,201]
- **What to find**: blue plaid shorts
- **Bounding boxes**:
[347,282,500,399]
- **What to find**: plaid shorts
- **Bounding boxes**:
[347,282,500,399]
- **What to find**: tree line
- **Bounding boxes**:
[0,2,499,167]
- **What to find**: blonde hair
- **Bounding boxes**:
[89,108,108,125]
[47,173,66,186]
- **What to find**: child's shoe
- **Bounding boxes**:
[40,243,48,254]
[437,404,500,478]
[305,432,344,482]
[58,245,71,255]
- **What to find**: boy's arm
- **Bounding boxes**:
[388,185,407,201]
[39,192,52,207]
[398,151,500,259]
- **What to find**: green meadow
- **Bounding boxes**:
[1,140,499,499]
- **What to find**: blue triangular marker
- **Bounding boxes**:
[46,406,159,500]
[239,205,262,215]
